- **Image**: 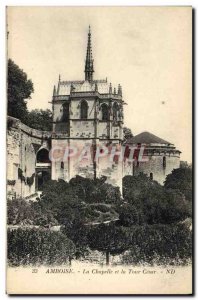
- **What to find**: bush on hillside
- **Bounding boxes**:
[7,228,75,266]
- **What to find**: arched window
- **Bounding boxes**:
[61,103,69,122]
[80,100,88,119]
[113,102,119,121]
[101,104,109,121]
[37,149,50,163]
[150,173,153,180]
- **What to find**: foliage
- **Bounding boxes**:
[17,168,35,186]
[62,220,90,259]
[7,228,75,266]
[7,180,16,186]
[164,167,192,202]
[88,223,130,264]
[7,199,34,225]
[7,59,52,131]
[122,174,191,225]
[26,173,35,187]
[7,176,121,228]
[69,175,121,205]
[40,177,120,226]
[18,168,25,182]
[7,59,34,122]
[123,127,133,142]
[7,172,192,266]
[25,109,52,131]
[121,223,192,266]
[119,203,144,226]
[40,179,85,225]
[7,199,58,226]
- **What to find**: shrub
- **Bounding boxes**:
[91,204,111,213]
[62,221,90,259]
[118,204,144,226]
[121,223,192,266]
[7,199,34,225]
[7,199,58,226]
[164,167,192,202]
[7,228,75,266]
[122,175,191,225]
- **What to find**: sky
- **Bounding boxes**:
[7,6,192,162]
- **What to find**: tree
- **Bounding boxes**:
[122,174,190,225]
[26,109,52,131]
[40,179,85,226]
[119,203,144,226]
[164,167,192,202]
[62,220,90,259]
[7,59,34,122]
[123,127,133,143]
[37,177,122,260]
[88,223,130,265]
[69,175,122,205]
[40,177,121,225]
[123,174,160,205]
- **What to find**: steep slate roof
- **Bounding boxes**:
[58,79,109,95]
[128,131,171,145]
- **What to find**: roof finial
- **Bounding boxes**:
[70,83,75,93]
[118,84,122,96]
[109,83,112,94]
[53,85,56,96]
[85,26,94,82]
[57,75,61,95]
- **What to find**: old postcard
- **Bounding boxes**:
[6,6,192,294]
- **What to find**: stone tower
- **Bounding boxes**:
[51,27,125,190]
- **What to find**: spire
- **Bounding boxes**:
[85,25,94,82]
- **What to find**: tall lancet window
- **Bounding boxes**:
[80,100,88,119]
[101,104,109,121]
[113,102,119,121]
[61,103,69,122]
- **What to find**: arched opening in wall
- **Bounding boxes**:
[80,100,88,119]
[37,149,50,163]
[61,103,69,122]
[163,156,166,169]
[150,173,153,180]
[36,170,51,191]
[101,103,109,121]
[113,102,119,121]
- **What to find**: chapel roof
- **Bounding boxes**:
[57,79,109,95]
[127,131,172,145]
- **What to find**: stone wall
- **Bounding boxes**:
[133,152,180,185]
[7,117,51,199]
[51,138,123,190]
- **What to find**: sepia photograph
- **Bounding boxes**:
[6,6,192,294]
